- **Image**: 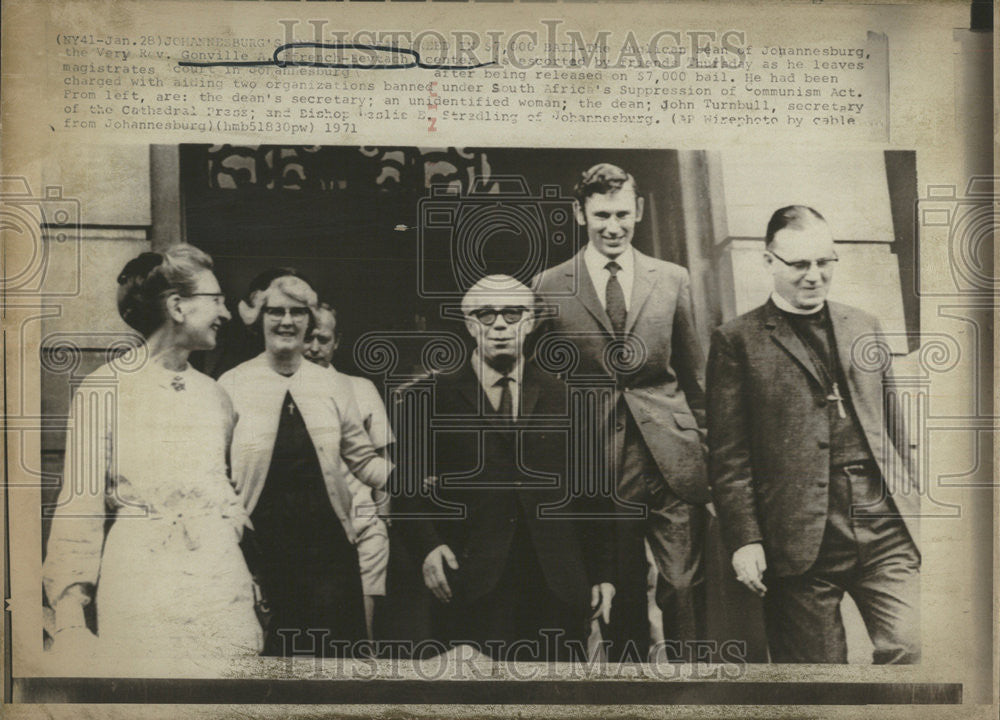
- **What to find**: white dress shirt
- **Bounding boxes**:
[470,350,524,417]
[584,243,635,312]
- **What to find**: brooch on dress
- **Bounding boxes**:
[171,375,186,392]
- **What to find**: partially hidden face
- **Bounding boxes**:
[304,310,337,368]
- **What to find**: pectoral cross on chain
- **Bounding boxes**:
[287,399,295,416]
[827,382,847,419]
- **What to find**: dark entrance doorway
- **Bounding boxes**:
[180,145,686,377]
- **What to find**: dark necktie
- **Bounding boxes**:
[605,261,627,335]
[496,376,514,419]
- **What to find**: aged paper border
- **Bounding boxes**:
[1,0,995,716]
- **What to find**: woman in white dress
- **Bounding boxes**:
[43,244,263,660]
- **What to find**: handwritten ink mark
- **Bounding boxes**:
[177,42,495,71]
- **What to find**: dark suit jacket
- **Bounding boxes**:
[394,360,615,612]
[532,247,709,504]
[706,300,920,577]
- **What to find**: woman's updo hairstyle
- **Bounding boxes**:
[116,244,215,337]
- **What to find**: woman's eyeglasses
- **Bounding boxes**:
[262,306,311,321]
[178,292,227,307]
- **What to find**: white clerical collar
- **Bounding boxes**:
[471,350,524,390]
[584,243,634,276]
[771,292,825,316]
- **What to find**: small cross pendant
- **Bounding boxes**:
[827,382,847,419]
[287,401,295,416]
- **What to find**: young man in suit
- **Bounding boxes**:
[707,205,920,663]
[533,164,710,660]
[394,275,615,662]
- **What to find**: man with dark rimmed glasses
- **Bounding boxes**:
[393,275,615,662]
[707,205,921,664]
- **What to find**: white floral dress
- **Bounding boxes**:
[43,361,263,659]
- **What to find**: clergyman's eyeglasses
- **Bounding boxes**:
[768,250,839,274]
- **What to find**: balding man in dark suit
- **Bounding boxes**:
[394,275,615,661]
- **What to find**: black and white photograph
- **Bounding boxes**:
[1,0,994,716]
[36,144,925,671]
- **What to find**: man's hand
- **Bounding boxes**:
[732,543,767,597]
[422,544,459,603]
[590,582,615,624]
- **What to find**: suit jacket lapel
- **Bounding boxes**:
[764,301,825,389]
[565,249,615,336]
[454,362,487,414]
[827,302,860,390]
[625,250,657,335]
[519,363,542,417]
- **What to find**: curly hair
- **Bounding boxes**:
[572,163,641,206]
